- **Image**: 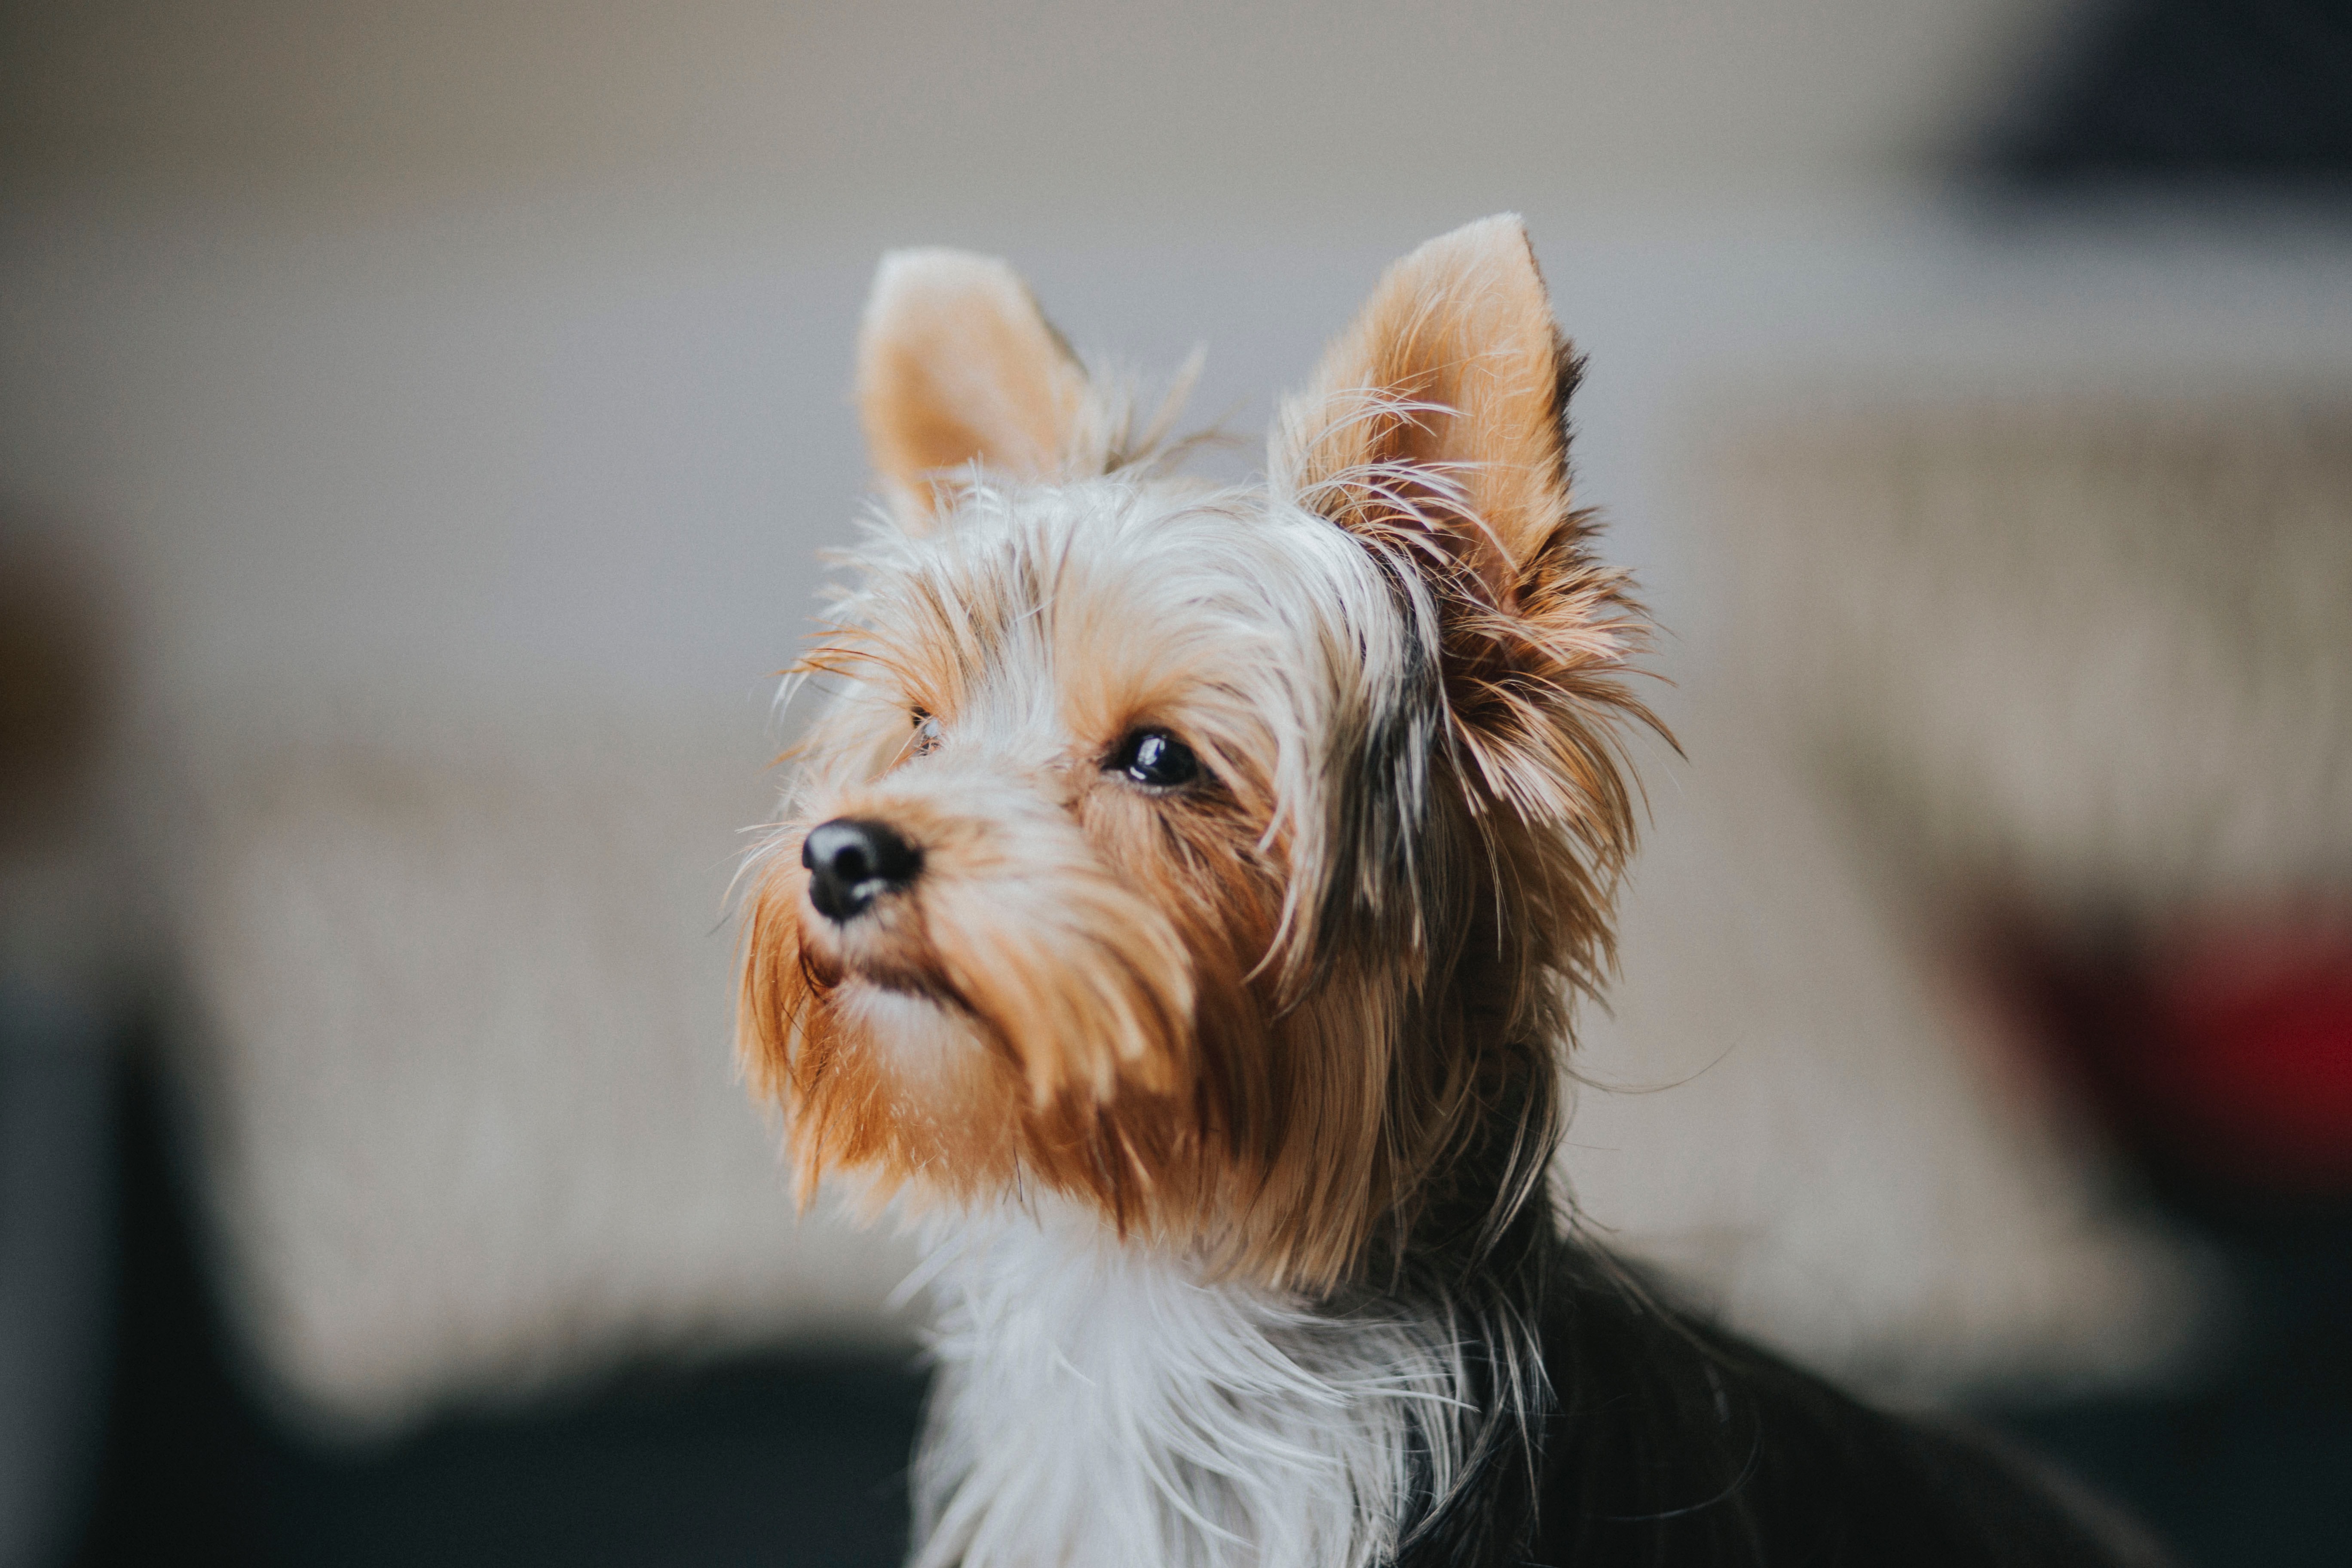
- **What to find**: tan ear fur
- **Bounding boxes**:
[1274,214,1575,607]
[1277,215,1652,855]
[857,249,1096,524]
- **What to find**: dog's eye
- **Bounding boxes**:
[910,710,943,757]
[1108,728,1200,788]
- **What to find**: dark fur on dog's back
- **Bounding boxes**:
[1366,1072,2163,1568]
[1526,1258,2158,1567]
[1384,1139,2162,1567]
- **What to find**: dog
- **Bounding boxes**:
[737,216,2167,1567]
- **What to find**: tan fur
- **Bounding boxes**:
[742,217,1657,1290]
[857,249,1099,525]
[1282,220,1654,998]
[1277,214,1575,606]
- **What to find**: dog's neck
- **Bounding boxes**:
[908,1197,1530,1568]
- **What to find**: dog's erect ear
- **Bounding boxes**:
[1273,214,1578,611]
[856,249,1096,525]
[1276,215,1647,844]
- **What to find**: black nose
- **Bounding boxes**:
[801,818,922,924]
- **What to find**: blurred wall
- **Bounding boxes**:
[5,3,2349,735]
[1,0,2101,730]
[3,2,2054,211]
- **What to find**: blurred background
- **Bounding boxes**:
[2,2,2348,1564]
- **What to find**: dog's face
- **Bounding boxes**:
[741,217,1651,1287]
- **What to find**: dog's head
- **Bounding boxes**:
[740,216,1653,1287]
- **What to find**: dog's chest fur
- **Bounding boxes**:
[909,1204,1472,1568]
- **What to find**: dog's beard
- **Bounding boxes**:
[740,778,1247,1231]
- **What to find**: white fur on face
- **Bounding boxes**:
[910,1200,1473,1568]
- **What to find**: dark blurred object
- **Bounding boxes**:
[0,998,113,1568]
[0,526,108,846]
[3,524,122,1568]
[1994,1197,2352,1568]
[1997,0,2352,186]
[67,1050,924,1568]
[1978,903,2352,1567]
[2002,902,2352,1194]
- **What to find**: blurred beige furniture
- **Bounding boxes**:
[172,706,918,1438]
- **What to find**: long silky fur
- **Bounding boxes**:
[906,1193,1550,1568]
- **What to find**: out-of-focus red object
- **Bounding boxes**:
[2003,903,2352,1194]
[2148,919,2352,1188]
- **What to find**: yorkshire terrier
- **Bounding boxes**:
[738,217,2164,1568]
